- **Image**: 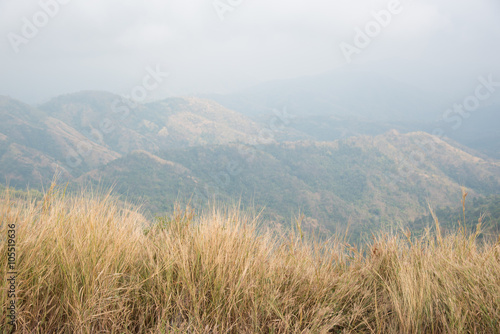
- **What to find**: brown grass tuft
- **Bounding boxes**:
[1,185,499,333]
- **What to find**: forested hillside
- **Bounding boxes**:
[1,92,499,242]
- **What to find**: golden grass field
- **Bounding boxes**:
[1,184,499,333]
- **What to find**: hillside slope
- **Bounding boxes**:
[79,131,500,240]
[39,91,262,153]
[2,186,499,333]
[1,93,499,239]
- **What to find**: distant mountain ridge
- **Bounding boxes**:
[39,91,263,153]
[205,70,500,158]
[205,70,442,121]
[1,91,499,240]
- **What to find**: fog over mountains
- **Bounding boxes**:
[1,0,499,241]
[2,1,500,102]
[1,80,499,240]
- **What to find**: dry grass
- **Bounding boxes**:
[1,184,500,333]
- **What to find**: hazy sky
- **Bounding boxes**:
[1,0,499,103]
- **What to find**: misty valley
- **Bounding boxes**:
[1,72,499,242]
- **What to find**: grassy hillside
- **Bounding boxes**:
[411,194,500,240]
[0,95,120,182]
[39,92,262,153]
[78,131,500,242]
[1,93,499,242]
[1,185,499,333]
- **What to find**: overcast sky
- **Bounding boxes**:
[1,0,499,103]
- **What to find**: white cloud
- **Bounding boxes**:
[0,0,499,103]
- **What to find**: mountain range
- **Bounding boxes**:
[1,84,499,241]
